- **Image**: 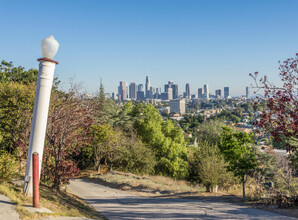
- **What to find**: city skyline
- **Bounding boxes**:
[1,1,297,96]
[115,76,249,100]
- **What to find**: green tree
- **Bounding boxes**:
[90,123,122,173]
[219,127,258,200]
[0,60,38,84]
[0,82,35,152]
[132,104,188,179]
[114,135,156,175]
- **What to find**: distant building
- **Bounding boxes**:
[191,94,197,99]
[138,84,144,91]
[246,86,249,98]
[215,89,222,99]
[204,84,209,100]
[170,99,185,114]
[137,91,144,100]
[165,81,178,100]
[145,76,150,98]
[129,82,137,99]
[198,88,204,98]
[118,81,126,101]
[111,92,115,100]
[224,87,229,98]
[185,83,190,99]
[168,87,173,100]
[172,84,178,99]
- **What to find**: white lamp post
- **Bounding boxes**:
[23,35,59,196]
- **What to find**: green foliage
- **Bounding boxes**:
[132,104,188,179]
[0,60,38,84]
[195,120,226,145]
[219,127,258,199]
[0,82,35,152]
[188,142,236,191]
[90,123,122,172]
[0,150,18,182]
[114,138,156,175]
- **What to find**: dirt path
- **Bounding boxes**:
[68,179,295,220]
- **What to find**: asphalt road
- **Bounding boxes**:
[69,179,295,220]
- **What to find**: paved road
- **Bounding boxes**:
[69,179,295,220]
[0,194,20,220]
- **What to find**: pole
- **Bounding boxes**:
[33,152,40,208]
[23,58,58,196]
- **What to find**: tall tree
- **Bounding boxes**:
[132,103,188,179]
[219,127,258,200]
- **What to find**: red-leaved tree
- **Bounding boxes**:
[42,89,95,189]
[250,54,298,154]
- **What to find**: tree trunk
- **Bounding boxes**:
[97,163,101,173]
[242,176,246,201]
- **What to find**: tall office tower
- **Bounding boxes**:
[185,83,190,99]
[172,84,178,99]
[149,87,155,99]
[204,84,209,100]
[145,76,150,98]
[198,88,204,98]
[165,81,173,92]
[215,89,222,98]
[129,82,137,99]
[167,87,173,100]
[111,92,115,100]
[137,91,144,100]
[224,87,229,98]
[138,84,144,91]
[119,81,126,101]
[246,86,249,98]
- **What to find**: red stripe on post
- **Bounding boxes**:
[32,152,40,208]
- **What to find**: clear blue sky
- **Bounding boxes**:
[1,0,298,96]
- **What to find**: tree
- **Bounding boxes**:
[90,123,122,173]
[132,103,188,179]
[113,135,156,175]
[42,89,94,189]
[250,54,297,156]
[0,82,35,153]
[190,141,232,192]
[219,127,258,200]
[0,60,38,84]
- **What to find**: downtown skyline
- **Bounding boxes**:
[115,75,249,100]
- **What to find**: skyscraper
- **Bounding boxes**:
[246,86,249,98]
[172,84,178,99]
[145,76,150,98]
[204,84,209,100]
[215,89,222,98]
[118,81,126,101]
[129,82,137,99]
[185,83,190,99]
[198,88,204,98]
[138,84,144,91]
[224,87,229,98]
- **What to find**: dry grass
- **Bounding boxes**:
[0,181,106,220]
[87,171,206,196]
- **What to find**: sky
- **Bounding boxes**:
[1,0,298,96]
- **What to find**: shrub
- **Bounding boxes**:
[114,138,156,175]
[0,150,18,182]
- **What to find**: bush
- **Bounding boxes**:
[114,138,156,175]
[188,141,235,192]
[0,150,18,182]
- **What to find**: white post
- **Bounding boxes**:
[23,59,57,196]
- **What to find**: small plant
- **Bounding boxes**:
[0,150,18,182]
